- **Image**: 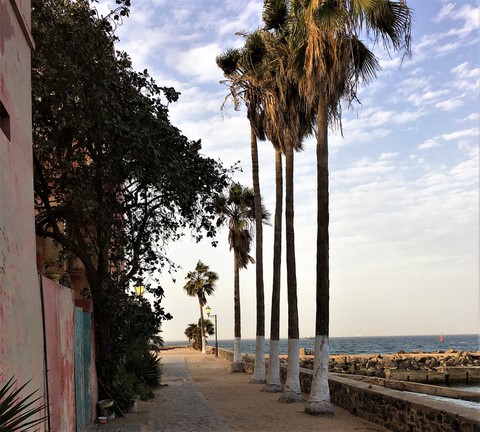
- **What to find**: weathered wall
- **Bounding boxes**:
[0,0,46,428]
[42,276,76,432]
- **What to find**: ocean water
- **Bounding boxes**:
[166,334,479,355]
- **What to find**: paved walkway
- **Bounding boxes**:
[88,354,229,432]
[88,349,388,431]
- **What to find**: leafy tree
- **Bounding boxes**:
[183,261,219,354]
[31,0,229,393]
[184,319,215,351]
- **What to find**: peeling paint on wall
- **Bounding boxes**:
[0,0,15,54]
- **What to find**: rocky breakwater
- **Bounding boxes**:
[296,349,480,383]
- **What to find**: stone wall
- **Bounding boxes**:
[218,348,480,432]
[285,366,480,432]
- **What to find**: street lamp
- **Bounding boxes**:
[205,305,218,357]
[134,284,145,297]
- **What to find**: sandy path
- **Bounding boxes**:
[173,347,389,432]
[88,347,390,431]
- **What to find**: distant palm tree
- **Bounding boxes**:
[184,319,215,351]
[215,183,269,372]
[183,260,219,354]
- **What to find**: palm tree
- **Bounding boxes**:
[215,183,269,372]
[286,0,412,415]
[217,41,269,382]
[264,146,284,392]
[183,260,219,354]
[258,5,317,402]
[184,319,215,351]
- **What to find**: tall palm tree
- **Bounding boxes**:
[217,41,269,382]
[215,183,269,372]
[287,0,412,415]
[263,146,284,392]
[259,4,317,402]
[183,260,219,354]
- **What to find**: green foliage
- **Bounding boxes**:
[32,0,229,290]
[97,294,165,409]
[99,334,163,409]
[0,376,47,432]
[185,319,215,351]
[30,0,230,391]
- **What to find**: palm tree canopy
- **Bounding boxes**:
[183,260,218,306]
[215,183,270,270]
[288,0,411,118]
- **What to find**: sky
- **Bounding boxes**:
[97,0,479,342]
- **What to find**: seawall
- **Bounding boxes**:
[215,347,480,432]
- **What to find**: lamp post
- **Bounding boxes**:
[134,284,145,297]
[205,305,218,357]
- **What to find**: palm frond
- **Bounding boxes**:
[0,376,47,432]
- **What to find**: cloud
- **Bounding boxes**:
[418,139,441,151]
[168,43,225,83]
[452,62,480,91]
[418,127,479,151]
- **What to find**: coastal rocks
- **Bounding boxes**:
[298,349,480,381]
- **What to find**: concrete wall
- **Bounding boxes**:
[42,276,76,431]
[0,0,47,428]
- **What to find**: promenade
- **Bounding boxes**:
[89,348,388,431]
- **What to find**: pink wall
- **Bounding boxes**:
[0,1,46,429]
[42,276,76,432]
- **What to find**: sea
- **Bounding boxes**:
[166,333,479,355]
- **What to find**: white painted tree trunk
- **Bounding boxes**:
[305,335,334,415]
[252,335,266,383]
[279,338,303,402]
[231,336,244,372]
[233,337,241,362]
[263,339,283,392]
[201,334,206,354]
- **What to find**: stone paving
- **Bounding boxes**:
[88,355,229,432]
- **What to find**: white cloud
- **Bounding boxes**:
[435,98,464,112]
[168,43,225,83]
[417,127,479,151]
[418,139,441,151]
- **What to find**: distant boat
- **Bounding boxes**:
[440,333,445,343]
[305,336,315,340]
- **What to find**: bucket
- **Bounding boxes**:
[97,399,115,419]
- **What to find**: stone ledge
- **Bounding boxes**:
[217,348,480,432]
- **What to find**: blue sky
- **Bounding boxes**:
[98,1,479,341]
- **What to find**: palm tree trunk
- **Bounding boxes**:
[250,127,266,383]
[264,148,283,392]
[305,91,334,415]
[199,301,206,354]
[279,140,303,403]
[232,253,245,372]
